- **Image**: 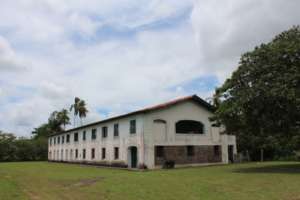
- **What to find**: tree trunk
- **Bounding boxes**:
[260,148,264,162]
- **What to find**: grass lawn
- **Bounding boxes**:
[0,162,300,200]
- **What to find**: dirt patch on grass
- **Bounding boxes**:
[284,194,300,200]
[23,189,40,200]
[65,177,105,188]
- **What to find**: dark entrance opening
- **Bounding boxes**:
[228,145,234,163]
[129,146,138,168]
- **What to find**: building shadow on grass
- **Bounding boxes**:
[233,163,300,174]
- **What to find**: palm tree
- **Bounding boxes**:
[70,97,80,127]
[57,109,70,130]
[78,100,88,125]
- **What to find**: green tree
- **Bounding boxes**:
[212,26,300,161]
[48,111,63,133]
[32,109,70,139]
[14,138,36,161]
[57,109,70,130]
[0,131,17,161]
[32,123,52,139]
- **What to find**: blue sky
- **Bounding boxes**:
[0,0,299,136]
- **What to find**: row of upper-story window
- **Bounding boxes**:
[49,119,136,146]
[49,147,119,160]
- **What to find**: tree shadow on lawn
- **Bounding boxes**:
[233,163,300,174]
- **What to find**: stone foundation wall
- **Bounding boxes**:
[155,145,222,165]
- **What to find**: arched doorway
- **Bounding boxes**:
[128,146,138,168]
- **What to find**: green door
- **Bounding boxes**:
[131,147,137,168]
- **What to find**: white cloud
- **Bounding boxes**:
[0,36,28,72]
[0,0,299,136]
[191,0,300,81]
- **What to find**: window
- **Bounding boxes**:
[66,134,70,143]
[57,136,60,144]
[75,149,78,159]
[153,119,167,123]
[74,133,78,142]
[91,148,95,159]
[49,138,52,146]
[114,147,119,160]
[176,120,204,134]
[214,145,220,156]
[83,149,86,159]
[114,124,119,137]
[54,137,56,145]
[155,146,164,158]
[187,146,194,156]
[62,135,65,144]
[130,120,136,134]
[101,148,106,160]
[92,129,97,140]
[102,127,107,138]
[83,131,86,141]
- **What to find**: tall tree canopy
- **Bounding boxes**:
[212,26,300,160]
[32,109,71,139]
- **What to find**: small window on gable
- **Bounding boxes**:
[153,119,166,124]
[176,120,204,134]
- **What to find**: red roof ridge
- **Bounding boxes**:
[138,94,195,112]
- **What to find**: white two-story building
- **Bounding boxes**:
[48,95,236,169]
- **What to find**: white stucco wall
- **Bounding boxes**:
[48,114,144,166]
[48,100,237,169]
[142,100,236,168]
